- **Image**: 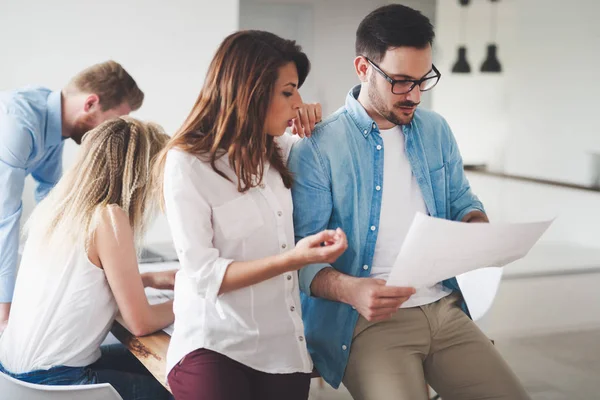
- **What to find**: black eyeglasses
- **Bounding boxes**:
[365,57,441,95]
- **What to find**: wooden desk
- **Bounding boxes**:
[111,261,325,393]
[110,261,177,393]
[111,319,326,392]
[111,318,172,393]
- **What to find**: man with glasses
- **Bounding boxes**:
[288,4,529,400]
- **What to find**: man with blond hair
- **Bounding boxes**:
[0,60,144,331]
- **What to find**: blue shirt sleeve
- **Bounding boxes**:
[0,114,32,302]
[289,137,334,296]
[442,119,486,221]
[31,143,63,203]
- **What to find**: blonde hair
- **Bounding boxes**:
[66,60,144,111]
[26,117,169,253]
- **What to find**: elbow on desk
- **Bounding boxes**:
[122,310,160,337]
[127,320,157,337]
[122,301,174,337]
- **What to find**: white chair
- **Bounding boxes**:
[456,266,503,322]
[0,371,123,400]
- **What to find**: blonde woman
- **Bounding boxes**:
[0,117,174,400]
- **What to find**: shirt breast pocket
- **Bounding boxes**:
[429,164,448,219]
[212,194,265,241]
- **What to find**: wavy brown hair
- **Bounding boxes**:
[26,117,169,253]
[155,30,310,197]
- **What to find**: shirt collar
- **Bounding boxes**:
[345,85,379,138]
[45,90,63,147]
[344,84,415,138]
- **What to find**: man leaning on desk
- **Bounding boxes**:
[0,61,143,332]
[288,4,530,400]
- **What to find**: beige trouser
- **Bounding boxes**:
[342,293,530,400]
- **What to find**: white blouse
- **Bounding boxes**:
[163,135,312,376]
[0,240,117,373]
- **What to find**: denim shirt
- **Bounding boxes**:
[288,85,485,388]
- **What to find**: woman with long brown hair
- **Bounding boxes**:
[0,118,175,400]
[156,30,347,400]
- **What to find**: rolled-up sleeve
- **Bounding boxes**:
[443,120,486,221]
[288,137,333,296]
[163,151,234,303]
[0,115,32,302]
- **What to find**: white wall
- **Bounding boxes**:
[0,0,239,244]
[502,0,600,186]
[433,0,600,185]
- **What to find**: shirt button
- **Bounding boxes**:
[372,122,377,128]
[352,306,356,310]
[362,265,369,270]
[375,185,381,191]
[376,145,382,150]
[281,243,287,249]
[277,211,283,217]
[290,306,295,312]
[363,129,368,134]
[287,275,292,281]
[370,226,376,231]
[342,344,347,350]
[299,336,304,342]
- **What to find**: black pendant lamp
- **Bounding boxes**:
[481,0,502,72]
[452,0,471,73]
[452,46,471,73]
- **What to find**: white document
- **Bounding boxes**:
[145,287,175,335]
[387,213,553,288]
[140,261,179,336]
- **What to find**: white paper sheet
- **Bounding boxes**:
[140,262,179,336]
[386,213,553,288]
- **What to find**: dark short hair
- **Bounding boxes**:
[356,4,435,63]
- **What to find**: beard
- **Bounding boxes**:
[367,74,419,126]
[70,113,98,144]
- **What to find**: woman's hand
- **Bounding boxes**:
[142,269,178,290]
[287,228,347,269]
[292,103,322,138]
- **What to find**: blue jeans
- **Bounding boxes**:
[0,344,172,400]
